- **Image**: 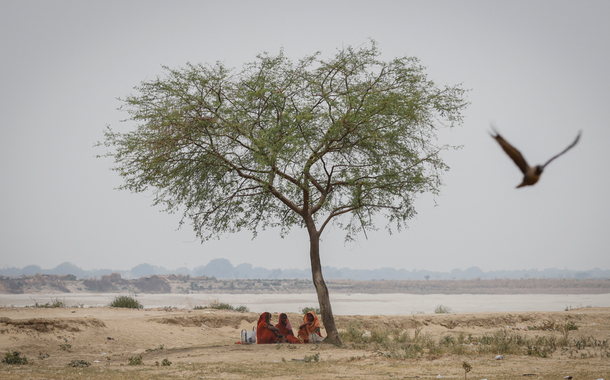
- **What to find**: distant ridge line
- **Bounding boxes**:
[1,259,608,280]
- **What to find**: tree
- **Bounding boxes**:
[99,41,467,344]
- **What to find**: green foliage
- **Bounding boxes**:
[127,355,143,365]
[66,359,91,367]
[440,335,456,346]
[564,321,579,331]
[109,295,143,309]
[30,298,67,308]
[161,358,172,366]
[339,323,368,343]
[303,352,320,363]
[2,350,28,365]
[204,300,249,312]
[100,41,467,243]
[335,322,610,360]
[301,306,320,315]
[434,304,452,314]
[59,344,72,352]
[38,352,50,360]
[462,361,472,380]
[145,344,164,353]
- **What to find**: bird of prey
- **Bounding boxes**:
[490,128,581,188]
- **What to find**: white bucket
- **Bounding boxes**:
[241,327,257,344]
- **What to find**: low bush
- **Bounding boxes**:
[203,299,249,312]
[2,351,28,365]
[109,295,143,309]
[127,355,143,365]
[304,352,320,362]
[434,304,452,314]
[301,306,321,315]
[30,298,67,308]
[66,359,90,367]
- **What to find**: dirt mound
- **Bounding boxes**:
[334,311,587,331]
[152,313,258,329]
[0,317,106,333]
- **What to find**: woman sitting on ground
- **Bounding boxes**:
[297,310,324,343]
[275,313,302,344]
[257,312,285,344]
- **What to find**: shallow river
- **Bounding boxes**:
[2,293,609,315]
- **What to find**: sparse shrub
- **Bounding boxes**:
[161,358,171,366]
[2,350,28,365]
[127,355,143,365]
[338,316,607,360]
[404,344,424,358]
[391,329,410,343]
[109,295,143,309]
[526,344,550,357]
[564,321,578,331]
[145,344,164,353]
[301,306,321,315]
[371,329,390,344]
[304,352,320,362]
[204,299,249,312]
[59,344,72,352]
[38,352,50,360]
[434,304,452,314]
[440,335,456,346]
[462,361,472,380]
[67,359,90,367]
[339,323,367,343]
[31,298,68,308]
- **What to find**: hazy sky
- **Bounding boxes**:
[1,1,609,273]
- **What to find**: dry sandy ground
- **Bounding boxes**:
[0,306,609,379]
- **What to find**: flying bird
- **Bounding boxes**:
[490,127,581,188]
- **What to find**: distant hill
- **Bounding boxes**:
[1,259,609,280]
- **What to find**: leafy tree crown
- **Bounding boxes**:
[100,41,468,241]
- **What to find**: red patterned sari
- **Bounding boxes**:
[256,312,281,344]
[275,313,302,344]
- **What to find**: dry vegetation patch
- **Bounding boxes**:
[0,317,106,333]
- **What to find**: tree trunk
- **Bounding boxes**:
[307,227,342,345]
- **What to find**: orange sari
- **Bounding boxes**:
[275,313,302,344]
[297,311,323,343]
[256,312,280,344]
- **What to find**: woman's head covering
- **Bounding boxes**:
[303,311,320,334]
[258,312,270,326]
[279,313,292,330]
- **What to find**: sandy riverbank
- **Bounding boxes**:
[1,306,609,379]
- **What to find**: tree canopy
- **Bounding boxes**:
[100,41,468,343]
[102,42,467,242]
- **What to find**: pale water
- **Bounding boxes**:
[1,293,609,315]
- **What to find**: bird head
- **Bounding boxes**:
[535,165,544,175]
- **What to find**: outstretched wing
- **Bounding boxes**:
[541,130,582,169]
[490,128,529,174]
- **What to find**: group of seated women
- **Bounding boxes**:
[256,311,324,344]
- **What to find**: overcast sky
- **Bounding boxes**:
[1,1,608,274]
